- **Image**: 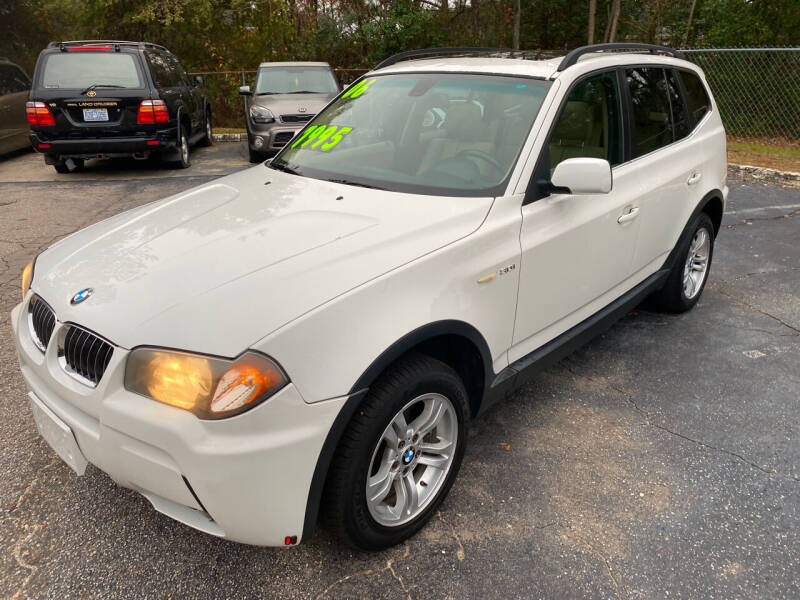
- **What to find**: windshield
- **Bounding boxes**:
[41,53,143,89]
[271,73,550,196]
[255,66,339,95]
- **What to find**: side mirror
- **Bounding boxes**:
[194,75,204,87]
[238,85,252,96]
[550,157,612,195]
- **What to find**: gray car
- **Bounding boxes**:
[0,59,32,156]
[239,61,340,163]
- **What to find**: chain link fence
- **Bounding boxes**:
[682,48,799,145]
[195,48,799,145]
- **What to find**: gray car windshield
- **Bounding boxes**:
[256,66,339,95]
[41,53,142,89]
[271,73,550,196]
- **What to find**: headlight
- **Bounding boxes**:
[125,348,288,419]
[21,257,36,300]
[249,105,275,123]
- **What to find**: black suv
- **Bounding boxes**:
[27,40,212,173]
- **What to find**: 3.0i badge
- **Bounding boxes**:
[71,288,93,305]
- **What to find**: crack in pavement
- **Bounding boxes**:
[3,459,59,514]
[437,511,465,561]
[564,531,624,600]
[8,522,45,600]
[732,207,800,225]
[709,286,800,336]
[565,365,799,483]
[314,541,412,600]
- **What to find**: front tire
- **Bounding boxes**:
[248,147,265,163]
[324,355,469,551]
[652,212,715,313]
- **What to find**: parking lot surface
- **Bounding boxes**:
[1,145,798,599]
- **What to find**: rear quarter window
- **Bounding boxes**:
[679,70,712,124]
[40,52,143,89]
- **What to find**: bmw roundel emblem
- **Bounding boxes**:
[402,448,415,465]
[71,288,93,305]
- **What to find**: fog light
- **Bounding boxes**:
[253,136,264,149]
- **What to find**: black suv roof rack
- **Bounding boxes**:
[375,47,513,71]
[48,40,170,53]
[556,43,685,72]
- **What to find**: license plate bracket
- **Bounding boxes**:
[83,108,109,122]
[29,393,87,475]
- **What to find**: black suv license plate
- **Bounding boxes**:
[83,108,109,122]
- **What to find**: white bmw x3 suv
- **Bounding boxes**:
[12,44,727,550]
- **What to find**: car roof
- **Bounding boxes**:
[258,61,332,69]
[372,51,701,81]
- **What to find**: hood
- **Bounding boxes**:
[252,93,336,118]
[33,167,493,356]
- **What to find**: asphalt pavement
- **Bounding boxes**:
[0,145,798,599]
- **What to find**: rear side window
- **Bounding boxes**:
[547,70,623,172]
[680,70,711,124]
[665,70,690,141]
[40,53,142,89]
[625,67,679,158]
[146,52,182,88]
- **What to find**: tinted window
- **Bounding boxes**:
[665,70,690,141]
[256,67,339,95]
[680,70,711,124]
[626,67,676,157]
[548,71,623,172]
[41,53,142,89]
[0,64,30,94]
[146,52,181,88]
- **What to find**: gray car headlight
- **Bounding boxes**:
[125,348,288,419]
[249,105,275,123]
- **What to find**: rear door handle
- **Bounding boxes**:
[617,206,640,224]
[687,171,702,186]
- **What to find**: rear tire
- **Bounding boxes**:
[198,109,213,147]
[172,124,191,169]
[324,354,469,551]
[651,212,715,313]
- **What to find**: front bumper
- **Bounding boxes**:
[247,123,303,152]
[30,128,178,160]
[11,297,347,546]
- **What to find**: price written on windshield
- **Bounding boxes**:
[291,124,353,152]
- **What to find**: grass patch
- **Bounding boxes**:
[212,127,246,134]
[727,137,800,172]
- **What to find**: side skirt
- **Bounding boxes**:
[480,267,670,414]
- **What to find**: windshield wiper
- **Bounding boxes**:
[256,92,278,96]
[292,90,324,94]
[80,83,124,94]
[324,178,387,190]
[269,161,302,175]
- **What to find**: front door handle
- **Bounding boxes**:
[687,171,702,186]
[617,206,640,224]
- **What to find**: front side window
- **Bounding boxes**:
[41,53,142,89]
[547,71,622,173]
[256,67,339,95]
[680,70,711,124]
[272,73,551,196]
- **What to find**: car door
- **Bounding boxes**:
[623,67,701,273]
[510,69,644,362]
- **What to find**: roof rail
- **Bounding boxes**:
[374,47,511,71]
[47,40,170,53]
[557,43,685,71]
